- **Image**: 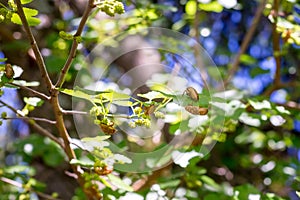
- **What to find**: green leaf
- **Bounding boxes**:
[250,67,270,78]
[276,17,294,29]
[234,184,260,199]
[240,54,257,66]
[107,174,134,192]
[159,180,181,189]
[43,149,64,167]
[4,165,35,176]
[239,113,261,127]
[169,120,189,134]
[186,1,197,16]
[59,88,93,102]
[81,136,110,151]
[150,4,178,12]
[199,1,223,13]
[111,100,133,107]
[204,193,229,200]
[113,154,132,164]
[21,0,33,4]
[296,191,300,198]
[249,100,271,110]
[81,135,111,142]
[198,94,210,107]
[24,97,43,107]
[101,90,131,101]
[200,175,221,190]
[0,73,13,87]
[70,158,94,167]
[0,58,7,62]
[231,107,245,120]
[11,7,40,26]
[275,106,290,114]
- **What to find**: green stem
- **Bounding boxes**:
[55,0,95,88]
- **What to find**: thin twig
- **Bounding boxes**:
[5,117,56,125]
[15,0,53,92]
[28,119,64,148]
[55,0,95,88]
[223,0,267,87]
[62,110,88,115]
[0,177,22,188]
[0,177,62,200]
[0,99,18,113]
[10,82,50,100]
[0,100,63,148]
[277,101,300,112]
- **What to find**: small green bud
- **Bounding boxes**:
[74,36,82,43]
[59,31,73,40]
[114,2,125,14]
[134,107,143,114]
[90,106,103,116]
[97,0,125,17]
[27,105,35,111]
[94,119,101,125]
[154,111,165,119]
[8,0,17,11]
[1,112,7,119]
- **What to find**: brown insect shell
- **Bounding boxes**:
[185,105,208,115]
[184,87,199,101]
[198,107,208,115]
[94,166,113,175]
[5,64,14,79]
[100,123,116,135]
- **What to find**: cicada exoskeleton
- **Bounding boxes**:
[185,105,208,115]
[184,87,199,101]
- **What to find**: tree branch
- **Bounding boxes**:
[0,100,63,148]
[55,0,95,88]
[223,0,267,87]
[15,0,53,92]
[10,82,50,100]
[15,1,100,198]
[272,0,281,86]
[263,0,281,96]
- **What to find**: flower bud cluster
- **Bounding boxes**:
[97,0,125,17]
